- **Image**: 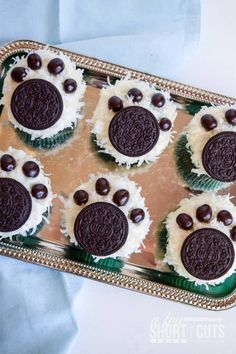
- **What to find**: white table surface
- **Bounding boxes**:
[69,1,236,353]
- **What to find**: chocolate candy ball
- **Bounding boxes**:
[217,210,233,226]
[63,79,77,93]
[128,88,143,103]
[151,93,165,108]
[0,154,16,172]
[47,58,65,75]
[73,190,89,205]
[196,204,212,222]
[31,184,48,199]
[225,109,236,126]
[11,67,27,82]
[95,178,110,196]
[22,161,40,178]
[108,96,123,112]
[113,189,130,206]
[201,114,217,131]
[27,53,42,70]
[176,213,193,230]
[159,118,172,131]
[230,226,236,241]
[130,208,145,223]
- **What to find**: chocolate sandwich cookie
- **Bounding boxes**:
[162,192,236,286]
[181,228,235,280]
[0,177,32,232]
[74,202,129,256]
[108,106,159,157]
[11,79,63,130]
[2,49,86,149]
[91,78,177,168]
[175,105,236,191]
[202,131,236,182]
[62,174,151,260]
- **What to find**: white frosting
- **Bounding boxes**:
[0,147,53,239]
[2,48,86,140]
[164,193,236,286]
[186,105,236,177]
[91,77,177,168]
[61,173,151,259]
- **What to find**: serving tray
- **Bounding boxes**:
[0,40,236,311]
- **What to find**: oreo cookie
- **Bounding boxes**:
[202,131,236,182]
[108,106,159,157]
[11,79,63,130]
[0,178,32,232]
[74,202,129,256]
[181,228,235,280]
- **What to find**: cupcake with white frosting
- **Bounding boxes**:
[61,173,151,260]
[91,77,177,168]
[161,193,236,287]
[1,48,86,149]
[0,147,53,239]
[176,105,236,191]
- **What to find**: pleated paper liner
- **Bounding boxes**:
[16,125,76,149]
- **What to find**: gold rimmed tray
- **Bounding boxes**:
[0,39,235,311]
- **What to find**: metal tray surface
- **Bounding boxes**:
[0,40,235,310]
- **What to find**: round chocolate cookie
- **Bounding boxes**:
[108,106,159,157]
[11,79,63,130]
[181,228,235,280]
[74,202,129,256]
[202,131,236,182]
[0,178,32,232]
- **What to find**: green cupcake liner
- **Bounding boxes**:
[64,239,124,272]
[185,101,212,116]
[91,133,143,168]
[78,248,124,272]
[175,134,227,191]
[157,224,176,274]
[15,124,76,149]
[158,224,169,254]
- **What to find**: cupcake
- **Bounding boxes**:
[161,193,236,287]
[176,105,236,191]
[0,147,53,239]
[61,173,151,259]
[1,48,86,149]
[91,77,177,168]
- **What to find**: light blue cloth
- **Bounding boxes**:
[0,256,81,354]
[0,1,200,353]
[57,0,200,79]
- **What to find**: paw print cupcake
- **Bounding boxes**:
[61,173,151,259]
[91,77,177,168]
[0,147,53,239]
[1,49,86,149]
[176,105,236,191]
[161,193,236,286]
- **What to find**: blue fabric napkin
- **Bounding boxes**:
[0,256,81,354]
[0,1,200,353]
[57,0,200,79]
